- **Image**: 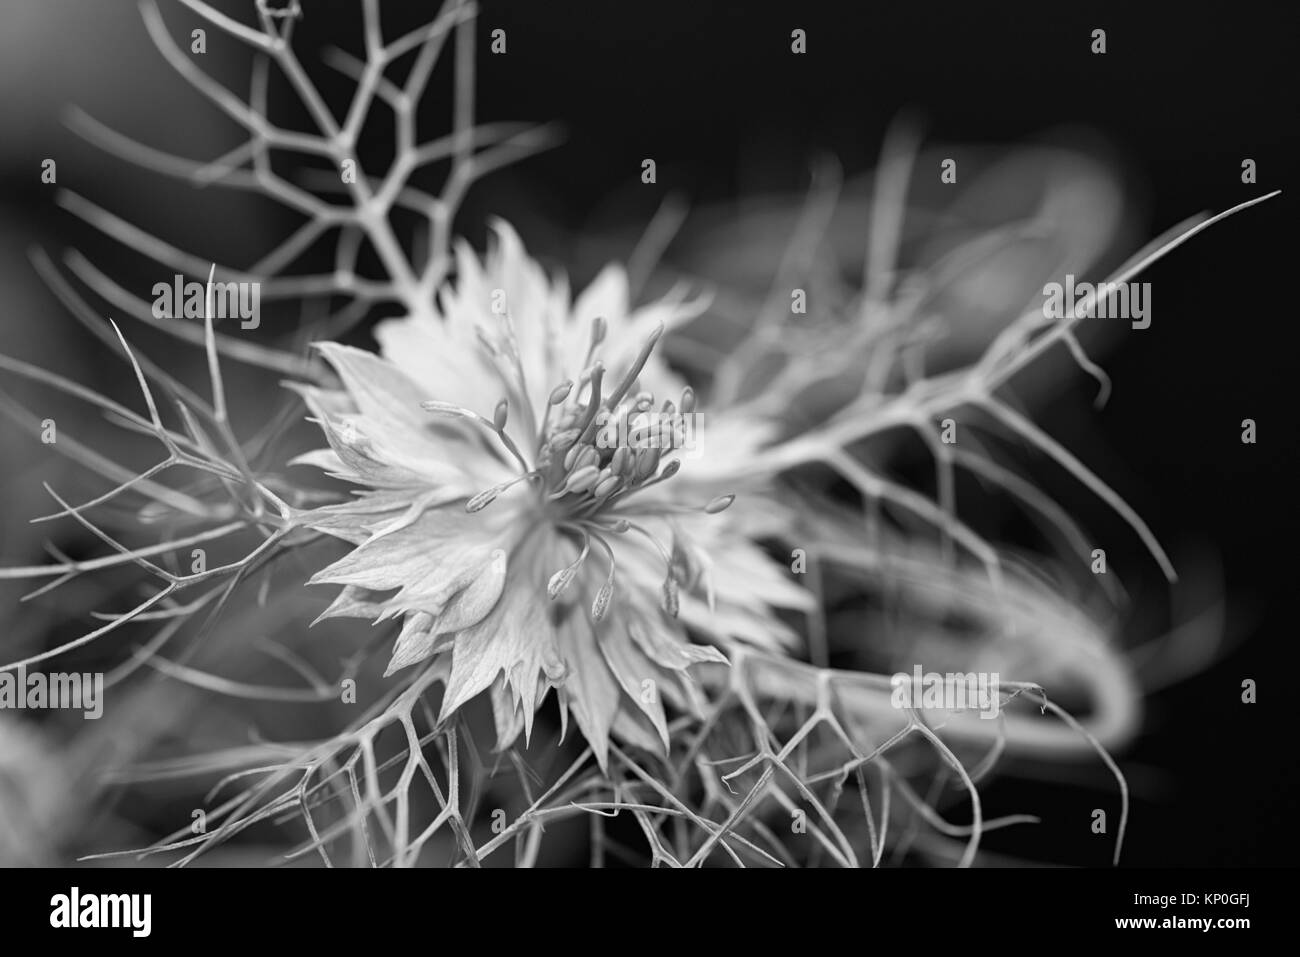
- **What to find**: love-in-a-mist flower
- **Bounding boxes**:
[290,222,809,767]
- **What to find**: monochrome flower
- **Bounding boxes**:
[292,222,810,766]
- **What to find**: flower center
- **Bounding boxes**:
[437,317,733,622]
[536,341,692,518]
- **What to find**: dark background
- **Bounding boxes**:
[1,0,1295,866]
[458,0,1300,868]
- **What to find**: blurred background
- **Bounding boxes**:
[0,0,1295,865]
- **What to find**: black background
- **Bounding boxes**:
[463,0,1298,867]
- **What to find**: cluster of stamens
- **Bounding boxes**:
[424,316,734,623]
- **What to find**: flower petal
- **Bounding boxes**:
[438,557,553,721]
[307,505,513,619]
[431,546,508,632]
[314,342,433,432]
[312,584,391,624]
[554,607,621,772]
[626,606,729,670]
[597,613,670,749]
[610,704,665,757]
[384,611,438,676]
[489,674,527,752]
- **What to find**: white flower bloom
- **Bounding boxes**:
[291,222,810,768]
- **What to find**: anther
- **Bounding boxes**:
[610,446,632,475]
[547,532,590,599]
[593,473,622,500]
[560,464,600,495]
[591,577,614,621]
[704,494,735,514]
[634,447,662,479]
[662,575,679,618]
[549,381,574,405]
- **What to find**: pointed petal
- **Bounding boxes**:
[312,585,390,625]
[314,342,432,431]
[489,674,527,751]
[597,615,670,749]
[307,506,512,622]
[384,611,437,676]
[554,608,621,772]
[438,561,551,721]
[610,703,667,757]
[430,547,508,633]
[628,616,729,671]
